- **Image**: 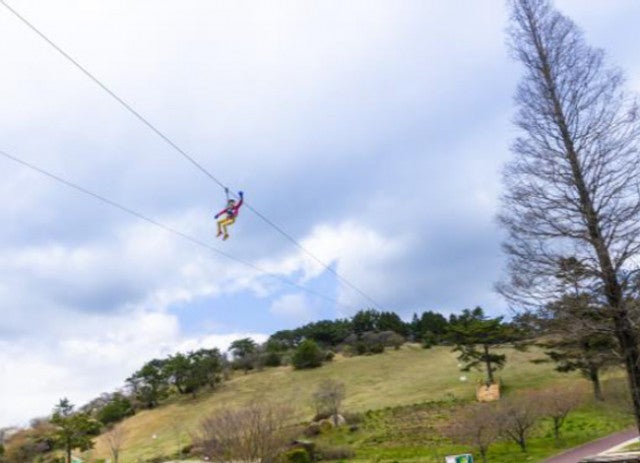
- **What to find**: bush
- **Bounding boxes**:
[283,448,312,463]
[369,342,385,354]
[422,332,437,349]
[195,402,293,463]
[263,351,283,367]
[292,340,324,370]
[97,394,134,426]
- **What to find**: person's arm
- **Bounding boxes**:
[235,191,244,212]
[214,207,227,219]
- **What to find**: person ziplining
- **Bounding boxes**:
[215,189,244,240]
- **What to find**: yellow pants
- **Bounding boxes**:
[217,216,236,238]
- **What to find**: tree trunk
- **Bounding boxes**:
[612,312,640,426]
[480,446,488,463]
[553,417,561,442]
[484,344,494,385]
[518,436,527,453]
[588,364,605,402]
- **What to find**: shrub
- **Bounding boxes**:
[422,332,437,349]
[97,394,134,426]
[292,340,324,370]
[369,342,385,354]
[312,379,346,422]
[263,351,283,367]
[194,402,294,463]
[283,448,312,463]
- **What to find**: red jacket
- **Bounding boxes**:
[216,196,243,219]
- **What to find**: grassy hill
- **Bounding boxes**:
[86,344,630,462]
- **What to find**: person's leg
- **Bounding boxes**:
[216,218,224,237]
[221,217,236,239]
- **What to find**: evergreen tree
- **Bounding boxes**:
[50,399,100,463]
[410,310,449,344]
[534,294,619,401]
[448,307,519,384]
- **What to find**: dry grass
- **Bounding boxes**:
[89,344,580,461]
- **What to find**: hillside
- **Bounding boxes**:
[87,344,600,462]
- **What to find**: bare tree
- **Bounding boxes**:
[535,386,583,442]
[104,425,127,463]
[497,392,540,453]
[444,403,500,463]
[312,379,346,425]
[499,0,640,430]
[193,401,294,463]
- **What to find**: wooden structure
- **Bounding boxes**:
[476,382,500,402]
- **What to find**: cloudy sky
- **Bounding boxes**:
[1,0,639,426]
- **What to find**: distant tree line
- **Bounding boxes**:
[269,308,445,354]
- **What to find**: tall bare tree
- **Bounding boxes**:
[499,0,640,429]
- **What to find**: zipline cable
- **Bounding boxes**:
[0,0,383,310]
[0,149,354,311]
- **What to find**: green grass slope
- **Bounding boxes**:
[88,344,623,462]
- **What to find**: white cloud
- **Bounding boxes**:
[270,293,317,324]
[0,308,268,427]
[256,221,409,313]
[0,310,180,426]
